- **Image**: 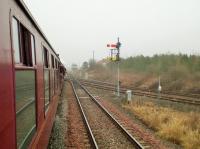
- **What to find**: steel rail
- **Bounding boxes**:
[69,80,98,149]
[76,80,144,149]
[85,82,200,105]
[80,79,200,99]
[80,80,200,105]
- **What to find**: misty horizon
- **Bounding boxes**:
[23,0,200,67]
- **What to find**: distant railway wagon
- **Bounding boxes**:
[0,0,66,148]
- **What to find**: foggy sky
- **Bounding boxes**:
[24,0,200,67]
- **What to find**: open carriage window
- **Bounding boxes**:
[43,47,49,68]
[31,35,36,65]
[12,17,36,66]
[12,18,21,63]
[51,55,55,68]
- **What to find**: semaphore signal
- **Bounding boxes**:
[107,38,121,96]
[107,44,117,48]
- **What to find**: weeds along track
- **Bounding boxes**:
[79,79,200,105]
[71,80,144,149]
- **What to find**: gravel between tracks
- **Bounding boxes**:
[86,86,169,149]
[97,97,167,149]
[76,87,136,149]
[66,82,91,149]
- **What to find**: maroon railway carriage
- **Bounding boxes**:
[0,0,66,148]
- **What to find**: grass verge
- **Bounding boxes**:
[123,100,200,149]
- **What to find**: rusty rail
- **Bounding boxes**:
[79,79,200,105]
[70,80,98,149]
[75,80,144,149]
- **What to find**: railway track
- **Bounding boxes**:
[80,79,200,98]
[70,80,145,149]
[79,79,200,98]
[79,79,200,105]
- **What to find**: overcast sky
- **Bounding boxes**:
[24,0,200,67]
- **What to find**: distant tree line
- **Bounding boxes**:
[119,54,200,75]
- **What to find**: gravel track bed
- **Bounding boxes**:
[76,87,136,149]
[97,97,167,149]
[87,87,169,149]
[66,82,91,149]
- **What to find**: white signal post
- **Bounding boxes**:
[158,76,162,99]
[158,76,162,92]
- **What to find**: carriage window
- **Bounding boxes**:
[44,70,49,111]
[56,60,58,69]
[51,55,54,68]
[12,18,20,63]
[51,71,54,96]
[55,60,57,69]
[15,70,36,148]
[20,25,32,66]
[43,47,49,68]
[58,63,60,70]
[31,35,36,65]
[12,17,35,66]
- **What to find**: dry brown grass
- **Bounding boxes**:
[123,100,200,149]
